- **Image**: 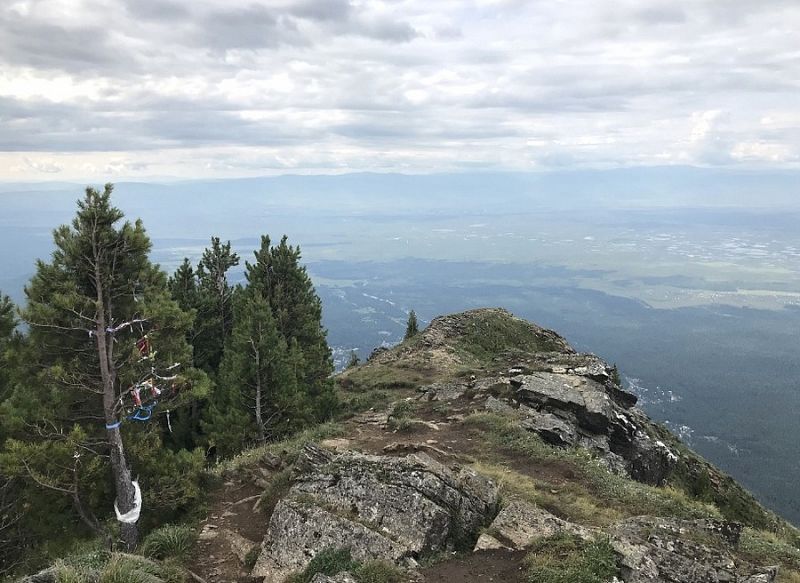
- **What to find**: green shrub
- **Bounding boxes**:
[524,534,619,583]
[213,422,343,476]
[339,390,390,417]
[99,553,184,583]
[353,561,406,583]
[53,562,92,583]
[244,546,260,570]
[260,468,295,516]
[139,524,196,561]
[454,310,562,364]
[285,547,358,583]
[388,401,414,420]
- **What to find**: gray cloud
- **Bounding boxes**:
[0,14,131,73]
[290,0,352,22]
[0,0,798,178]
[198,6,305,50]
[122,0,189,21]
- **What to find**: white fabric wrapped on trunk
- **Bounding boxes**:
[114,480,142,524]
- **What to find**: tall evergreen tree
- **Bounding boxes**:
[0,294,14,405]
[169,258,198,314]
[245,235,336,420]
[204,293,308,456]
[0,186,206,550]
[165,258,206,450]
[0,294,17,577]
[405,310,419,340]
[194,238,239,373]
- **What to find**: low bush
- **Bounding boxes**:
[259,468,295,516]
[353,560,406,583]
[51,552,186,583]
[140,524,196,561]
[285,548,358,583]
[283,548,407,583]
[524,533,619,583]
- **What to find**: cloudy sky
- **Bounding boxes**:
[1,0,798,180]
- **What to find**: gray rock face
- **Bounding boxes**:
[18,569,56,583]
[255,499,407,582]
[474,501,592,551]
[513,373,617,432]
[610,517,778,583]
[511,373,677,485]
[310,573,358,583]
[421,382,467,401]
[518,409,576,447]
[485,395,516,415]
[476,502,778,583]
[253,445,499,582]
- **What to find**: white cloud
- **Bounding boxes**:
[0,0,798,179]
[23,156,62,173]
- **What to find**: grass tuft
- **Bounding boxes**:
[524,533,619,583]
[213,422,344,476]
[139,524,196,562]
[284,547,358,583]
[259,468,295,516]
[353,560,406,583]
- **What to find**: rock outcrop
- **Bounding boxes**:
[474,501,593,551]
[252,444,499,582]
[511,372,677,485]
[610,517,778,583]
[475,500,778,582]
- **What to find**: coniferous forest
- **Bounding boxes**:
[0,186,336,575]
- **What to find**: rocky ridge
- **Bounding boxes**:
[21,308,796,583]
[242,309,792,582]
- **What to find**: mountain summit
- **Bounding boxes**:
[20,308,800,583]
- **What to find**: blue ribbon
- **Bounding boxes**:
[128,401,157,422]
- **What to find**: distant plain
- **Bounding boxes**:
[1,169,798,523]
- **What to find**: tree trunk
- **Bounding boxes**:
[253,340,265,443]
[95,259,138,550]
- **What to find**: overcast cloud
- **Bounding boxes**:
[0,0,798,179]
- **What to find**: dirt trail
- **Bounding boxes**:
[186,393,557,582]
[420,549,527,582]
[188,480,265,582]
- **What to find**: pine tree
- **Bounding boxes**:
[0,294,17,577]
[405,310,419,340]
[194,238,239,373]
[346,350,360,369]
[0,294,14,405]
[165,258,206,450]
[204,292,308,456]
[169,258,198,314]
[245,235,336,421]
[0,186,206,550]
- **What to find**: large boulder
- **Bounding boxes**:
[253,445,499,582]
